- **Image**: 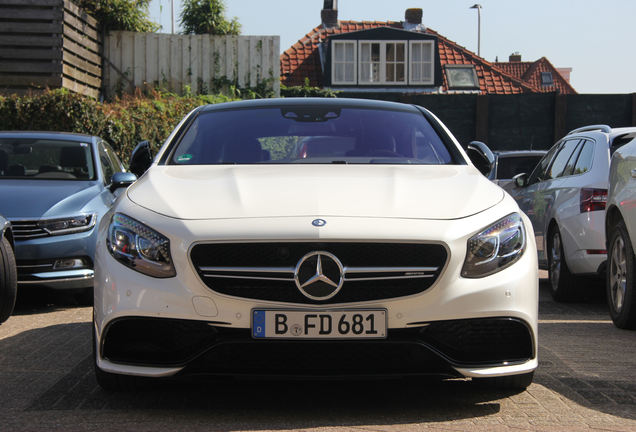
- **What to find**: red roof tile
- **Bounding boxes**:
[494,57,577,94]
[280,20,554,95]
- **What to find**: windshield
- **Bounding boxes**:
[0,138,96,180]
[167,107,456,165]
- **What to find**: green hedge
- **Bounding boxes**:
[0,89,233,163]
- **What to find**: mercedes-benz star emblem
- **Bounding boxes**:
[294,251,344,301]
[312,218,327,227]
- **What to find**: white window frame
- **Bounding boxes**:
[357,40,408,86]
[409,40,435,85]
[331,40,357,85]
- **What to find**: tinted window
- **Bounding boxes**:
[547,139,580,179]
[528,144,560,185]
[573,140,594,175]
[496,155,544,179]
[168,107,455,165]
[0,138,95,180]
[98,142,117,184]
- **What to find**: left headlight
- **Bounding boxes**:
[461,213,526,278]
[39,214,96,235]
[107,213,176,278]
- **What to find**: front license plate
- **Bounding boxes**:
[252,309,387,339]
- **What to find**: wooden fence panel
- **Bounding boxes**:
[0,0,102,98]
[103,32,280,97]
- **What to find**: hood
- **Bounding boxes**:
[0,180,101,219]
[127,165,504,221]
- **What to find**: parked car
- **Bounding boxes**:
[489,150,546,193]
[0,132,136,300]
[606,135,636,329]
[94,98,538,391]
[0,214,17,324]
[512,125,636,301]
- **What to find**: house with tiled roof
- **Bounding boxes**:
[281,3,576,95]
[494,53,576,94]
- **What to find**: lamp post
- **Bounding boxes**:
[470,4,482,57]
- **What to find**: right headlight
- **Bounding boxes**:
[461,212,526,278]
[107,213,176,278]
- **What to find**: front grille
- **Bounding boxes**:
[10,220,49,240]
[190,242,448,304]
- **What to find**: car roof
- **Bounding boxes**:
[199,97,422,114]
[0,131,97,142]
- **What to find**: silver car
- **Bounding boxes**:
[606,135,636,329]
[512,125,636,301]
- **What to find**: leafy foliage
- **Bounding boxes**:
[76,0,159,32]
[180,0,241,35]
[281,79,339,98]
[0,89,234,163]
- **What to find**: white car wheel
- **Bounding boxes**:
[548,228,576,302]
[607,221,636,329]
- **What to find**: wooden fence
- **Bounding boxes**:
[0,0,102,98]
[103,32,280,97]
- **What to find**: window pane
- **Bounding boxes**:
[344,63,354,82]
[423,43,432,62]
[361,44,370,62]
[361,64,370,82]
[396,63,405,82]
[386,63,395,82]
[548,139,581,179]
[345,43,354,61]
[335,63,344,82]
[371,43,380,61]
[396,43,405,62]
[371,63,380,82]
[334,43,344,62]
[386,43,395,61]
[422,64,432,82]
[412,44,421,62]
[412,63,421,81]
[574,141,594,174]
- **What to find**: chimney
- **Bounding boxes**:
[405,8,423,24]
[509,52,522,62]
[403,8,425,31]
[321,0,338,28]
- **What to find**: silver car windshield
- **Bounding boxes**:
[168,107,455,165]
[0,139,96,180]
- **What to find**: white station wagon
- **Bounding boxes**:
[93,98,538,390]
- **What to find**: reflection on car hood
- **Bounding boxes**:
[0,180,100,219]
[127,165,504,220]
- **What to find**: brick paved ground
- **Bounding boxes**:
[0,275,635,432]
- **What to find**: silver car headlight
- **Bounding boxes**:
[39,214,96,235]
[107,213,176,278]
[461,213,526,278]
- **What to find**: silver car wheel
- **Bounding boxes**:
[550,231,562,291]
[609,234,627,313]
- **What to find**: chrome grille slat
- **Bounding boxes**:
[10,220,49,240]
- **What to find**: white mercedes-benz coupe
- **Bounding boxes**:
[93,98,538,390]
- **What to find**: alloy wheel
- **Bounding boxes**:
[609,235,627,313]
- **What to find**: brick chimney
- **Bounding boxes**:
[509,52,522,62]
[321,0,338,28]
[403,8,425,31]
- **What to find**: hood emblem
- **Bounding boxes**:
[312,218,327,227]
[294,251,344,301]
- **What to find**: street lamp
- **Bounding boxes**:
[470,4,482,57]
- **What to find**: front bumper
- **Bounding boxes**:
[94,201,539,380]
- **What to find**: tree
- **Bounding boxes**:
[76,0,159,33]
[180,0,241,35]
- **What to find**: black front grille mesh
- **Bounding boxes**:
[190,242,447,304]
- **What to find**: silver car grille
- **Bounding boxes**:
[10,220,49,240]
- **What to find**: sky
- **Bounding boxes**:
[148,0,636,94]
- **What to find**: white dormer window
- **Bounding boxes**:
[359,41,407,85]
[332,41,357,85]
[409,40,434,85]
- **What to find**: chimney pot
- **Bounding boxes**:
[509,52,522,62]
[405,8,423,24]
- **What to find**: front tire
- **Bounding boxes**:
[548,227,576,302]
[607,220,636,329]
[0,236,17,324]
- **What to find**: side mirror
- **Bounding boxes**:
[129,140,153,178]
[466,141,495,177]
[109,172,137,192]
[513,172,528,188]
